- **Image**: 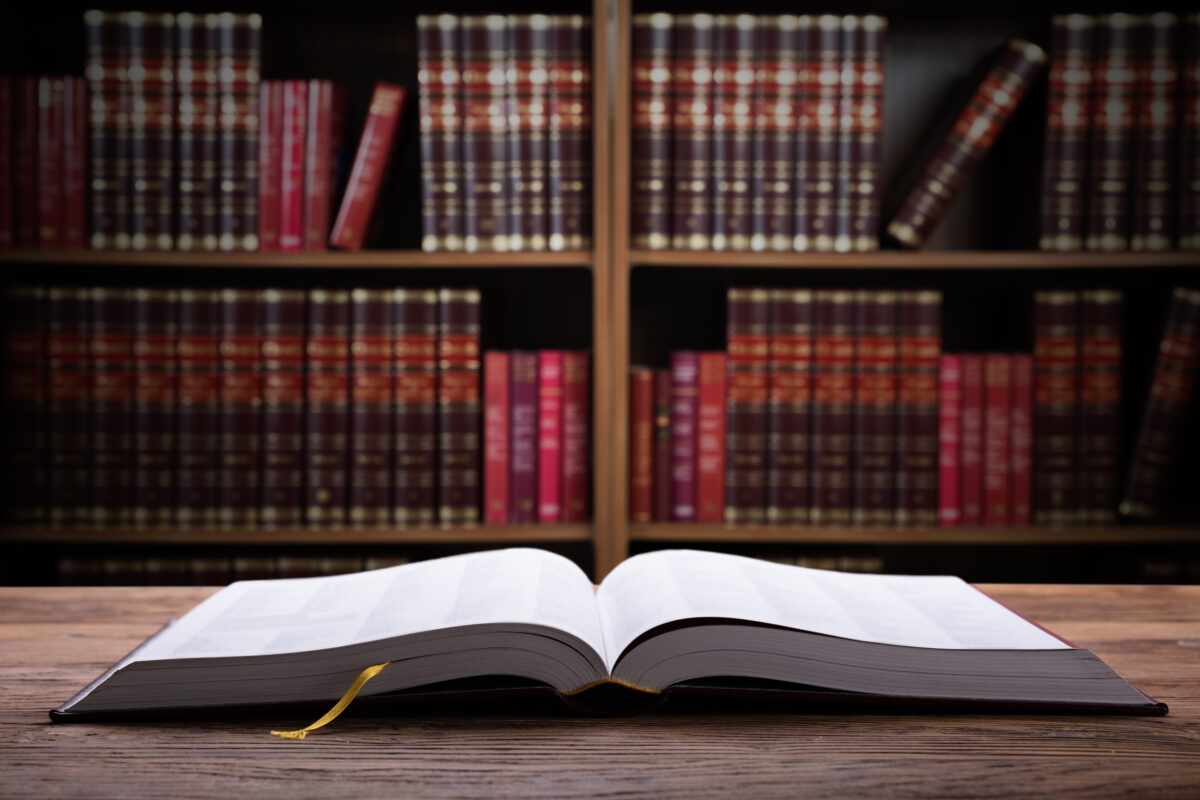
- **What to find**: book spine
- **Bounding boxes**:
[832,17,859,253]
[669,351,699,520]
[1040,15,1095,251]
[537,350,564,522]
[462,15,509,252]
[256,81,283,252]
[1120,288,1200,518]
[13,79,36,247]
[129,13,175,250]
[438,288,481,524]
[1079,290,1122,524]
[1033,290,1080,525]
[279,81,307,252]
[260,289,305,525]
[960,354,984,525]
[561,351,590,521]
[696,352,726,522]
[89,288,133,526]
[48,289,90,525]
[509,351,539,523]
[983,354,1011,526]
[1131,13,1179,252]
[1182,15,1200,250]
[671,13,714,250]
[218,289,261,525]
[304,289,350,525]
[0,287,46,522]
[1010,352,1033,526]
[132,289,177,526]
[548,14,591,251]
[630,13,673,250]
[418,15,463,253]
[852,17,886,252]
[895,290,942,525]
[629,368,655,522]
[0,77,10,247]
[852,289,897,525]
[198,15,221,250]
[62,77,87,249]
[176,290,220,525]
[330,83,407,250]
[217,13,262,251]
[799,16,840,252]
[484,351,511,523]
[507,15,551,252]
[938,354,962,527]
[752,15,797,253]
[1085,14,1137,251]
[303,81,333,251]
[652,368,673,521]
[36,76,64,247]
[711,15,757,252]
[350,289,392,524]
[85,10,126,249]
[888,39,1047,248]
[811,289,855,524]
[767,289,812,523]
[392,288,439,526]
[725,287,769,523]
[175,14,201,250]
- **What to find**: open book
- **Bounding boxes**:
[53,549,1165,719]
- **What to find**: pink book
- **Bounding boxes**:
[484,351,510,524]
[257,81,283,252]
[984,354,1012,526]
[537,350,564,522]
[960,354,984,526]
[670,350,699,522]
[561,351,590,522]
[1010,353,1033,526]
[279,80,307,252]
[938,354,962,527]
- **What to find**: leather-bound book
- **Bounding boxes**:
[0,77,10,247]
[752,14,798,252]
[217,289,262,526]
[62,77,87,249]
[279,81,307,252]
[1085,14,1136,252]
[304,289,350,526]
[462,15,509,252]
[216,13,261,251]
[832,17,859,253]
[198,15,222,250]
[960,354,984,525]
[669,351,699,521]
[696,352,725,522]
[260,289,306,526]
[1033,290,1080,526]
[767,289,812,524]
[89,288,133,526]
[131,289,177,527]
[711,14,757,252]
[256,81,283,252]
[13,78,35,247]
[851,16,886,252]
[810,290,855,525]
[48,288,91,525]
[561,351,590,522]
[895,290,941,525]
[1010,353,1034,526]
[349,289,393,525]
[509,351,539,524]
[671,13,714,250]
[36,76,64,247]
[507,15,551,252]
[651,369,673,521]
[1130,13,1179,252]
[0,287,46,523]
[176,13,219,252]
[724,287,769,523]
[1182,15,1200,250]
[630,13,673,250]
[393,288,438,526]
[485,352,511,524]
[1078,290,1121,524]
[304,81,348,251]
[438,288,481,525]
[799,16,840,252]
[1120,288,1200,519]
[547,14,592,251]
[938,354,962,527]
[176,290,220,526]
[983,354,1011,526]
[629,367,654,522]
[125,12,175,251]
[330,83,407,251]
[1040,15,1095,252]
[888,39,1046,249]
[852,290,897,526]
[84,10,126,249]
[417,15,463,252]
[537,351,564,523]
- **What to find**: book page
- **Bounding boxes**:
[597,550,1068,665]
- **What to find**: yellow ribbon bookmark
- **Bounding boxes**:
[270,661,391,740]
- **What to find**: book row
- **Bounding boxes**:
[418,14,592,253]
[55,554,410,585]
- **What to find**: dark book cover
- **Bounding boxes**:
[393,288,439,526]
[417,15,464,252]
[89,288,133,526]
[438,288,481,525]
[1078,291,1121,524]
[1085,15,1136,252]
[350,289,393,525]
[217,288,262,526]
[1010,353,1034,526]
[629,367,655,522]
[1033,290,1080,526]
[507,15,551,252]
[509,350,539,524]
[725,288,769,523]
[670,351,699,521]
[767,288,813,524]
[131,289,177,527]
[62,76,87,249]
[216,13,261,251]
[561,351,590,522]
[671,14,714,250]
[547,14,592,251]
[938,354,962,527]
[652,368,672,521]
[485,351,510,524]
[832,17,858,253]
[630,13,673,250]
[304,81,348,252]
[279,80,307,252]
[983,354,1011,526]
[13,77,36,247]
[36,76,63,247]
[851,17,886,252]
[256,81,283,252]
[895,290,941,525]
[710,14,756,252]
[125,12,175,251]
[461,16,510,253]
[852,290,897,526]
[811,289,854,525]
[176,289,220,526]
[1040,15,1095,252]
[799,16,840,252]
[752,14,797,253]
[538,351,564,522]
[0,287,46,523]
[304,289,350,526]
[1130,13,1179,252]
[84,10,126,249]
[0,77,11,247]
[176,13,220,252]
[1182,15,1200,250]
[260,289,306,526]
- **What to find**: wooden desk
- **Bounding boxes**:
[2,585,1198,798]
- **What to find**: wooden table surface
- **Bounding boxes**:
[2,584,1199,799]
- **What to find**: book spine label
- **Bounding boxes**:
[1078,290,1122,524]
[279,81,307,252]
[418,15,464,252]
[484,352,511,523]
[1010,352,1033,526]
[851,17,886,252]
[438,288,481,524]
[1182,15,1200,250]
[507,15,551,251]
[1033,290,1080,525]
[350,289,392,524]
[895,290,941,525]
[538,350,564,522]
[509,351,539,523]
[767,289,812,522]
[303,81,334,251]
[652,368,672,521]
[711,15,757,252]
[752,15,797,252]
[938,354,962,527]
[631,13,673,250]
[1040,15,1095,251]
[888,39,1046,248]
[561,351,590,521]
[811,290,854,524]
[960,354,984,525]
[260,289,305,525]
[85,11,126,249]
[13,79,36,247]
[725,287,769,523]
[984,354,1012,525]
[462,16,509,252]
[0,78,10,247]
[1131,14,1179,251]
[1086,15,1137,251]
[852,290,898,525]
[256,81,283,252]
[696,352,726,522]
[0,287,46,522]
[218,289,261,524]
[36,76,64,247]
[48,289,91,524]
[89,288,133,525]
[330,83,407,250]
[62,77,87,248]
[548,14,591,251]
[132,289,177,526]
[393,288,439,525]
[629,368,655,521]
[671,14,714,250]
[798,17,840,252]
[217,13,261,251]
[305,289,349,525]
[669,351,699,520]
[176,290,220,525]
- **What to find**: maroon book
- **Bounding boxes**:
[1040,15,1095,251]
[629,367,654,522]
[125,12,175,251]
[393,289,439,526]
[1131,14,1179,252]
[537,351,563,522]
[461,16,509,252]
[725,287,769,523]
[630,13,673,250]
[670,351,699,521]
[218,289,262,526]
[85,10,126,249]
[13,77,36,247]
[305,289,350,525]
[176,289,220,526]
[47,289,91,525]
[852,290,898,525]
[217,13,262,251]
[132,289,177,527]
[831,17,858,253]
[279,80,307,253]
[417,15,464,252]
[960,354,984,526]
[507,15,551,251]
[1078,290,1122,524]
[303,81,348,252]
[767,288,813,524]
[1010,353,1034,527]
[350,289,393,525]
[36,76,64,247]
[938,354,962,527]
[652,368,673,521]
[176,13,219,251]
[671,14,714,250]
[0,287,46,523]
[710,15,757,252]
[62,77,87,249]
[438,288,481,525]
[509,350,539,523]
[983,354,1012,526]
[895,290,941,526]
[811,290,854,524]
[1033,290,1080,526]
[851,17,886,252]
[561,351,590,522]
[256,81,283,252]
[798,16,840,252]
[752,14,798,253]
[1085,15,1136,252]
[329,83,407,251]
[0,77,11,247]
[1183,15,1200,250]
[547,14,592,251]
[261,289,306,525]
[484,351,510,524]
[89,288,133,526]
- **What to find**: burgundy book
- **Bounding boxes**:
[279,80,307,253]
[256,81,283,252]
[507,15,551,252]
[671,13,714,250]
[36,76,64,247]
[895,290,941,526]
[670,351,699,521]
[393,288,439,526]
[1131,13,1180,252]
[484,351,511,524]
[1033,290,1080,526]
[1120,288,1200,519]
[350,289,393,525]
[798,16,839,252]
[509,350,539,523]
[831,17,859,253]
[630,13,673,250]
[561,351,590,522]
[89,288,133,526]
[176,13,219,252]
[724,287,769,523]
[218,289,262,526]
[1183,15,1200,250]
[767,288,812,524]
[304,81,348,251]
[330,83,407,251]
[752,15,797,252]
[131,289,177,527]
[983,354,1011,526]
[851,17,886,252]
[696,352,726,523]
[887,39,1047,249]
[304,289,350,525]
[47,289,90,525]
[938,354,962,527]
[1010,353,1033,526]
[1085,15,1136,252]
[629,367,654,522]
[260,289,306,525]
[538,351,564,523]
[62,77,87,249]
[417,15,463,252]
[13,77,36,247]
[1079,290,1122,524]
[810,290,854,524]
[438,288,481,524]
[0,287,46,523]
[547,14,592,251]
[176,289,220,526]
[462,15,509,252]
[652,368,673,521]
[85,10,126,249]
[0,77,11,247]
[710,14,756,251]
[217,13,261,251]
[125,12,175,251]
[960,354,984,526]
[1040,15,1095,252]
[852,290,898,526]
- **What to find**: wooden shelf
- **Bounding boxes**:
[629,523,1200,546]
[0,524,593,546]
[0,248,593,269]
[629,250,1200,270]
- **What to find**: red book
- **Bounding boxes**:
[960,354,984,526]
[36,76,64,247]
[304,289,350,525]
[538,351,564,522]
[652,369,672,521]
[393,289,438,525]
[218,289,262,525]
[14,77,36,247]
[696,352,726,523]
[984,355,1012,526]
[176,289,220,526]
[561,351,590,522]
[670,351,699,521]
[1010,353,1033,526]
[62,77,86,249]
[484,352,511,524]
[90,288,134,526]
[509,351,539,524]
[47,288,91,525]
[330,83,406,251]
[938,355,963,527]
[350,289,392,525]
[279,80,307,252]
[132,289,177,527]
[437,289,481,525]
[260,289,306,525]
[257,81,283,252]
[629,367,654,522]
[304,80,348,251]
[0,77,11,247]
[1078,290,1121,524]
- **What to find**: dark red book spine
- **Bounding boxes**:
[217,13,261,252]
[810,290,854,524]
[256,81,283,252]
[218,289,261,525]
[547,14,591,251]
[509,351,539,523]
[895,290,941,525]
[537,350,564,523]
[36,76,64,247]
[48,288,90,525]
[260,289,305,525]
[832,17,859,253]
[1040,15,1095,252]
[126,12,175,251]
[393,288,438,526]
[630,13,673,250]
[888,40,1047,248]
[462,16,509,253]
[1086,15,1136,252]
[350,289,392,525]
[198,15,221,250]
[330,83,407,251]
[304,289,350,525]
[696,352,726,523]
[852,290,897,525]
[960,354,984,526]
[710,15,756,252]
[175,14,205,251]
[671,14,714,250]
[1033,290,1080,525]
[983,354,1011,526]
[417,15,463,252]
[652,368,673,521]
[132,289,177,526]
[1079,290,1122,524]
[89,288,133,525]
[938,354,962,527]
[1182,15,1200,250]
[14,78,36,247]
[507,15,551,252]
[438,288,481,524]
[304,81,347,252]
[767,288,812,523]
[1010,353,1033,526]
[725,288,769,523]
[1,287,46,522]
[629,367,654,522]
[0,77,11,247]
[176,289,220,525]
[85,10,125,249]
[561,351,590,522]
[669,351,699,521]
[798,16,839,252]
[485,351,510,524]
[751,15,797,253]
[62,77,87,249]
[1120,288,1200,518]
[279,80,307,253]
[1131,13,1179,252]
[851,17,886,252]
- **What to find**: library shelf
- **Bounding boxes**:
[628,523,1200,546]
[628,250,1200,270]
[0,524,593,546]
[0,249,594,270]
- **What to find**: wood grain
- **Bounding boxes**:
[0,524,593,545]
[0,248,594,269]
[629,522,1200,545]
[627,249,1200,269]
